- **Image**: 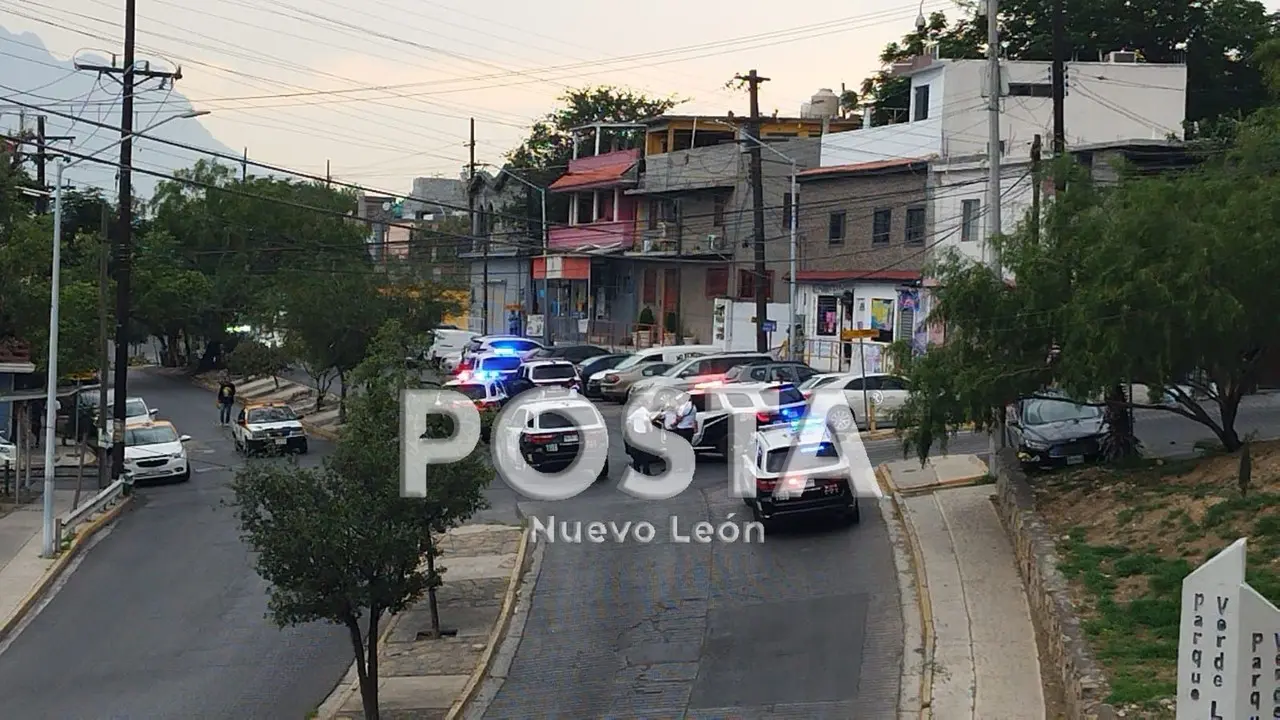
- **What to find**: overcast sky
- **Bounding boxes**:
[5,0,1279,195]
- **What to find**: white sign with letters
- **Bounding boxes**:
[1177,538,1280,720]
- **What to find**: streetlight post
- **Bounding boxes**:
[491,167,550,345]
[41,110,208,558]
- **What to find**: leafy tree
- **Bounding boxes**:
[132,229,213,366]
[858,0,1278,129]
[226,339,288,387]
[895,114,1280,462]
[232,320,488,719]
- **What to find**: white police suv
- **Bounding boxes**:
[511,395,610,481]
[734,420,860,530]
[688,382,808,457]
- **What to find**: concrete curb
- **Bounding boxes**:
[876,464,934,720]
[896,474,992,497]
[0,494,132,645]
[445,526,532,720]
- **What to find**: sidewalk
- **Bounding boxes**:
[879,455,1046,719]
[189,373,343,440]
[0,491,75,635]
[317,523,529,719]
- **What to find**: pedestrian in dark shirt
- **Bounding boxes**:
[217,377,237,425]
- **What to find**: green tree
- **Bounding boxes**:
[859,0,1277,130]
[132,229,213,366]
[226,339,288,387]
[231,320,488,719]
[895,115,1280,462]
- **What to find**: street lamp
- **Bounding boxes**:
[713,120,801,360]
[489,166,550,345]
[41,110,209,558]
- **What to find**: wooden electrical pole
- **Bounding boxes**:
[97,203,110,489]
[1030,134,1042,241]
[736,69,770,352]
[76,0,182,480]
[33,117,73,214]
[469,118,487,335]
[1051,0,1067,191]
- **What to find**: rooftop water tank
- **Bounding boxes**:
[808,88,839,119]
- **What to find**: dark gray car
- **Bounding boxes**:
[1008,394,1106,468]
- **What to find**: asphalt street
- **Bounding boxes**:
[480,403,906,719]
[0,369,352,719]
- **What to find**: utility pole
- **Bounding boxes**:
[985,0,1002,272]
[736,69,770,352]
[326,159,331,186]
[31,117,73,214]
[241,148,248,181]
[76,0,182,480]
[1030,134,1042,242]
[469,118,487,335]
[97,203,110,489]
[1051,0,1067,191]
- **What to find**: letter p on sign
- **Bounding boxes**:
[400,388,481,497]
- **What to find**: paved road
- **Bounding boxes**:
[480,404,906,719]
[0,370,351,719]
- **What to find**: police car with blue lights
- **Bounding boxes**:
[454,346,525,384]
[687,382,809,457]
[735,418,861,531]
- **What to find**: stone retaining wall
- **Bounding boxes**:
[991,447,1119,720]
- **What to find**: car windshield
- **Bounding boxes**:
[537,411,575,429]
[666,357,699,376]
[479,356,521,372]
[247,406,298,423]
[765,386,806,406]
[532,364,576,380]
[613,354,648,370]
[1022,398,1101,425]
[765,442,839,473]
[455,384,489,400]
[125,398,148,417]
[125,425,179,446]
[584,355,625,373]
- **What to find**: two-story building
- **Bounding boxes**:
[462,170,538,335]
[801,51,1188,368]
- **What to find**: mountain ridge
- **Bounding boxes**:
[1,24,237,202]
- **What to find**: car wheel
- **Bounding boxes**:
[179,469,191,483]
[297,440,309,455]
[750,502,774,533]
[843,501,861,525]
[596,459,609,483]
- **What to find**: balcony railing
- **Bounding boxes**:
[634,227,730,256]
[548,221,636,252]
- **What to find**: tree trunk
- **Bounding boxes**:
[344,615,377,720]
[1216,391,1244,451]
[1102,383,1141,461]
[426,532,442,636]
[338,370,348,424]
[182,333,195,368]
[364,607,383,720]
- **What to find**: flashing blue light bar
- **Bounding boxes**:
[492,347,517,356]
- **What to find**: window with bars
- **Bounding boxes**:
[828,211,846,243]
[905,206,926,245]
[961,199,980,242]
[738,269,775,301]
[872,208,891,245]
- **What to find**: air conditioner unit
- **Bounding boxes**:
[1105,51,1138,63]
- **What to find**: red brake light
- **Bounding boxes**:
[756,477,777,492]
[756,411,772,423]
[526,433,556,444]
[604,374,619,383]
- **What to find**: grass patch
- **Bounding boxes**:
[1033,440,1280,715]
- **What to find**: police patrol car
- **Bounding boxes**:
[735,420,860,530]
[444,379,508,410]
[686,382,810,457]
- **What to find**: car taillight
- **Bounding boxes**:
[476,400,496,409]
[525,433,557,444]
[756,411,772,423]
[604,374,619,383]
[756,477,777,493]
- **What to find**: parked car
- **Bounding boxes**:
[814,373,912,429]
[529,344,610,365]
[580,354,629,397]
[798,372,852,398]
[122,420,192,484]
[233,402,308,455]
[511,394,609,481]
[1007,392,1105,468]
[724,360,818,385]
[630,352,774,398]
[597,345,716,402]
[428,327,480,371]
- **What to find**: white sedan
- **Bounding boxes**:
[123,421,191,483]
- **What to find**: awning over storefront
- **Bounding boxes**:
[533,256,591,280]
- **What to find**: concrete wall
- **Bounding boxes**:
[467,256,531,335]
[796,169,931,273]
[931,159,1036,265]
